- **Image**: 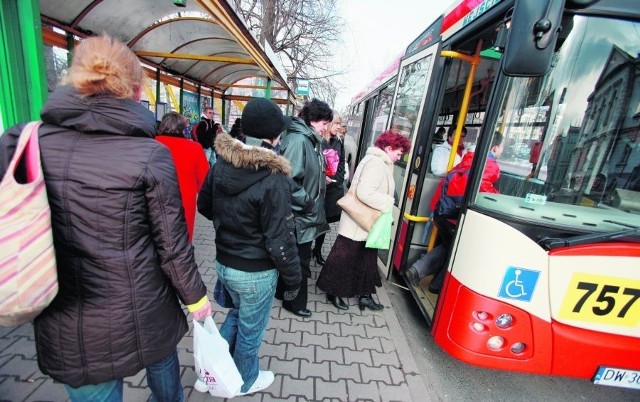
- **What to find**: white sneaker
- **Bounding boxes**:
[236,370,275,396]
[193,378,208,393]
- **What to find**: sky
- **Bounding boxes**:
[333,0,451,111]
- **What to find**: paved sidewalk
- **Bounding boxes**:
[0,215,429,401]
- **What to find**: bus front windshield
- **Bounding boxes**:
[473,14,640,237]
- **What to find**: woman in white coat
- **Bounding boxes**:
[317,131,411,311]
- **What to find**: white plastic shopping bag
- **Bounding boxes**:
[193,316,243,397]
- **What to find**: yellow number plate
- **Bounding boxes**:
[559,273,640,327]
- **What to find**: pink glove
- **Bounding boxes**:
[192,300,212,321]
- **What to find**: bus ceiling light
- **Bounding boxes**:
[487,336,505,350]
[496,313,513,329]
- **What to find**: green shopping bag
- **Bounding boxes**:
[365,210,393,249]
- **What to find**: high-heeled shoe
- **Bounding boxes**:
[358,295,383,311]
[313,248,326,266]
[327,294,348,310]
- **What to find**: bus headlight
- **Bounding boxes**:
[496,313,513,329]
[487,336,505,350]
[511,342,526,354]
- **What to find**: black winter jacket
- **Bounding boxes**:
[279,117,330,244]
[197,134,301,290]
[0,86,207,387]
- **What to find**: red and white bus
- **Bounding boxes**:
[345,0,640,389]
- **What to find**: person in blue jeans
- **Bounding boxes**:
[197,98,302,396]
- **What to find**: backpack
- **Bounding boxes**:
[434,169,469,218]
[0,122,58,326]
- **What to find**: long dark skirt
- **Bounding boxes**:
[316,235,382,297]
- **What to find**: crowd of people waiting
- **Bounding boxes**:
[0,35,410,400]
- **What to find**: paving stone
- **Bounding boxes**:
[0,353,15,369]
[328,312,352,325]
[274,328,302,345]
[388,365,407,385]
[314,346,344,365]
[301,333,328,348]
[0,356,39,381]
[267,356,300,378]
[346,379,381,402]
[0,377,48,402]
[353,336,382,352]
[328,333,355,349]
[299,360,330,381]
[263,327,277,343]
[340,323,366,337]
[284,344,315,363]
[280,376,310,398]
[364,324,393,340]
[360,364,392,384]
[377,381,413,402]
[289,318,315,334]
[261,342,287,358]
[262,395,297,402]
[22,378,69,402]
[351,313,377,327]
[379,337,397,354]
[371,350,400,368]
[343,349,372,365]
[330,362,361,382]
[315,377,348,400]
[316,321,341,336]
[269,316,292,332]
[0,337,36,359]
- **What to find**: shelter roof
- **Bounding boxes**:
[39,0,291,94]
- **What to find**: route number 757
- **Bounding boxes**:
[559,274,640,327]
[572,282,640,317]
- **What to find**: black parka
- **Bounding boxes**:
[0,86,207,387]
[197,133,302,290]
[279,117,330,244]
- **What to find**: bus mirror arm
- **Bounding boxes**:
[538,227,640,250]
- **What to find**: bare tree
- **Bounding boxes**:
[231,0,346,104]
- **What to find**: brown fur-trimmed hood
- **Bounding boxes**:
[214,132,291,175]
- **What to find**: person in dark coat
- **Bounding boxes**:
[277,98,333,318]
[312,111,345,265]
[0,35,211,402]
[197,98,302,396]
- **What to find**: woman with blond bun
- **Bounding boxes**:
[0,35,211,401]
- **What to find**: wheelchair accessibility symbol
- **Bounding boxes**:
[498,267,540,302]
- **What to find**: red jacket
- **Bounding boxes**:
[430,151,500,213]
[156,135,210,240]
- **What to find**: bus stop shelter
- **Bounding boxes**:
[1,0,294,129]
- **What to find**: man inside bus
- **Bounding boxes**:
[407,132,503,293]
[430,126,467,177]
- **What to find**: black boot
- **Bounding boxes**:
[313,247,326,266]
[358,295,383,311]
[327,294,348,310]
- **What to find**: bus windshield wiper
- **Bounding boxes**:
[539,225,640,250]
